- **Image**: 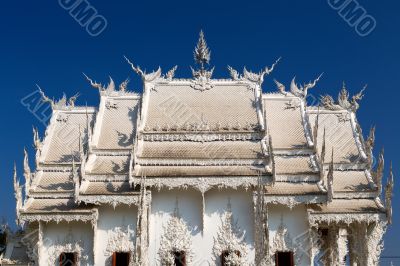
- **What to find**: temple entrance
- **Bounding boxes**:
[275,251,294,266]
[112,252,130,266]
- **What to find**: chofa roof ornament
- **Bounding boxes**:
[37,85,79,110]
[290,73,323,98]
[242,57,281,85]
[124,56,162,83]
[320,82,367,112]
[83,73,134,96]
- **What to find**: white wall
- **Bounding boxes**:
[148,188,255,266]
[41,221,94,266]
[268,205,310,266]
[95,205,138,265]
[204,188,255,265]
[149,189,202,265]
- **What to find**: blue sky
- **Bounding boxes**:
[0,0,398,262]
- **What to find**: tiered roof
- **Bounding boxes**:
[11,32,393,233]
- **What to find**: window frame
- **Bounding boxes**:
[59,252,77,266]
[112,252,130,266]
[275,251,294,266]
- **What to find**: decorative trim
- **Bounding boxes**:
[142,132,262,141]
[137,158,264,167]
[144,121,259,133]
[47,226,89,266]
[158,201,194,265]
[268,215,303,265]
[19,209,98,227]
[366,221,387,266]
[264,195,326,209]
[77,195,141,208]
[131,176,261,193]
[104,225,135,265]
[308,212,386,227]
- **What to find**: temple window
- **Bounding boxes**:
[221,250,241,266]
[112,252,130,266]
[173,251,186,266]
[59,252,77,266]
[275,251,294,266]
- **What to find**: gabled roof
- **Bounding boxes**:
[143,81,261,132]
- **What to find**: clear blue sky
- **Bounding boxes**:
[0,0,398,262]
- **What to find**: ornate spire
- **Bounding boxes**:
[32,126,42,168]
[85,105,91,156]
[365,126,376,169]
[194,30,211,70]
[32,126,42,151]
[119,78,129,92]
[385,163,394,224]
[165,66,178,80]
[23,148,31,197]
[327,149,334,203]
[374,149,384,195]
[313,108,320,149]
[274,79,286,95]
[191,31,215,86]
[72,156,80,203]
[68,92,80,107]
[321,127,326,165]
[13,163,22,224]
[320,83,367,112]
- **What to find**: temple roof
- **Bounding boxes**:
[13,32,391,224]
[144,82,261,132]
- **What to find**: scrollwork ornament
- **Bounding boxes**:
[213,200,249,265]
[47,227,89,266]
[158,204,194,265]
[104,226,135,266]
[269,216,303,265]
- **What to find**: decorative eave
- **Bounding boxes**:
[19,209,98,227]
[130,176,267,193]
[263,194,327,209]
[76,192,150,209]
[307,211,386,227]
[141,131,263,141]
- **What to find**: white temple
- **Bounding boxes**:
[0,31,394,266]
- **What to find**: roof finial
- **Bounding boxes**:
[194,30,211,71]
